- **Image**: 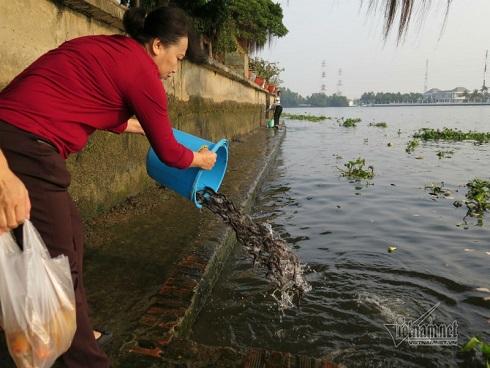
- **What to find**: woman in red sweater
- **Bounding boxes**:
[0,6,216,367]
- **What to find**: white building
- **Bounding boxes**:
[422,87,469,103]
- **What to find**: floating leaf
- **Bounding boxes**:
[406,139,420,153]
[283,113,329,122]
[339,118,361,127]
[414,127,490,143]
[338,157,374,180]
[461,336,481,352]
[481,342,490,357]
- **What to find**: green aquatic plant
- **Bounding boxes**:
[414,128,490,144]
[340,118,361,127]
[461,336,490,368]
[282,113,329,122]
[436,150,454,159]
[369,122,388,128]
[425,182,451,198]
[338,157,374,180]
[465,178,490,217]
[454,178,490,226]
[405,138,420,153]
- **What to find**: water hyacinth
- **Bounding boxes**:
[339,117,361,127]
[282,113,329,122]
[405,138,420,153]
[414,127,490,144]
[369,122,388,128]
[338,157,374,180]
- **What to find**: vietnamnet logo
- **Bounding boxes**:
[384,302,459,347]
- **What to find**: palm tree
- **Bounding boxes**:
[470,89,480,102]
[368,0,453,41]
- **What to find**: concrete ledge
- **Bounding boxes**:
[51,0,125,30]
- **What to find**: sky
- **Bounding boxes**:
[256,0,490,99]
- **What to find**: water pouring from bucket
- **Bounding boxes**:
[146,129,229,208]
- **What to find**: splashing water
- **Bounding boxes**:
[197,188,311,310]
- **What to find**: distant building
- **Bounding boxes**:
[422,87,469,103]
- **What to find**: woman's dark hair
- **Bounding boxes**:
[123,6,207,64]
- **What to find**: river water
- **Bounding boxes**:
[191,106,490,367]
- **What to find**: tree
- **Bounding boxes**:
[229,0,288,52]
[359,91,423,105]
[366,0,452,42]
[134,0,288,55]
[281,88,306,107]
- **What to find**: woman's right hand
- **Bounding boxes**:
[190,147,217,170]
[0,151,30,235]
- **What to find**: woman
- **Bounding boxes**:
[0,6,216,367]
[272,90,282,128]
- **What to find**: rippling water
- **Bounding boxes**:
[191,106,490,367]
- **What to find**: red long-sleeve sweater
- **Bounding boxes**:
[0,35,193,169]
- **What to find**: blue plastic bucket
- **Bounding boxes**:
[146,129,229,208]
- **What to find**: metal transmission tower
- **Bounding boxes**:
[320,60,327,93]
[424,59,429,92]
[482,50,488,92]
[336,68,343,95]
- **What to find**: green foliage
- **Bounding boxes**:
[214,17,237,53]
[137,0,288,54]
[282,113,330,122]
[280,90,349,107]
[338,157,374,180]
[465,179,490,217]
[414,128,490,144]
[405,139,420,153]
[308,93,349,107]
[436,150,454,159]
[425,182,451,198]
[230,0,287,50]
[359,91,423,105]
[280,88,307,107]
[339,118,361,127]
[369,122,388,128]
[461,336,490,368]
[249,57,284,83]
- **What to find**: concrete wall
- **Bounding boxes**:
[0,0,268,218]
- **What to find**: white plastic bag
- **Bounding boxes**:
[0,220,76,368]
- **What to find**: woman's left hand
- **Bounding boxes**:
[124,118,145,136]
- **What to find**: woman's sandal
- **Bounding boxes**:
[94,328,113,347]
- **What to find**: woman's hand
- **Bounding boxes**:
[0,150,30,235]
[124,118,146,136]
[190,147,217,170]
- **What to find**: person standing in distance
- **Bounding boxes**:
[272,90,283,129]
